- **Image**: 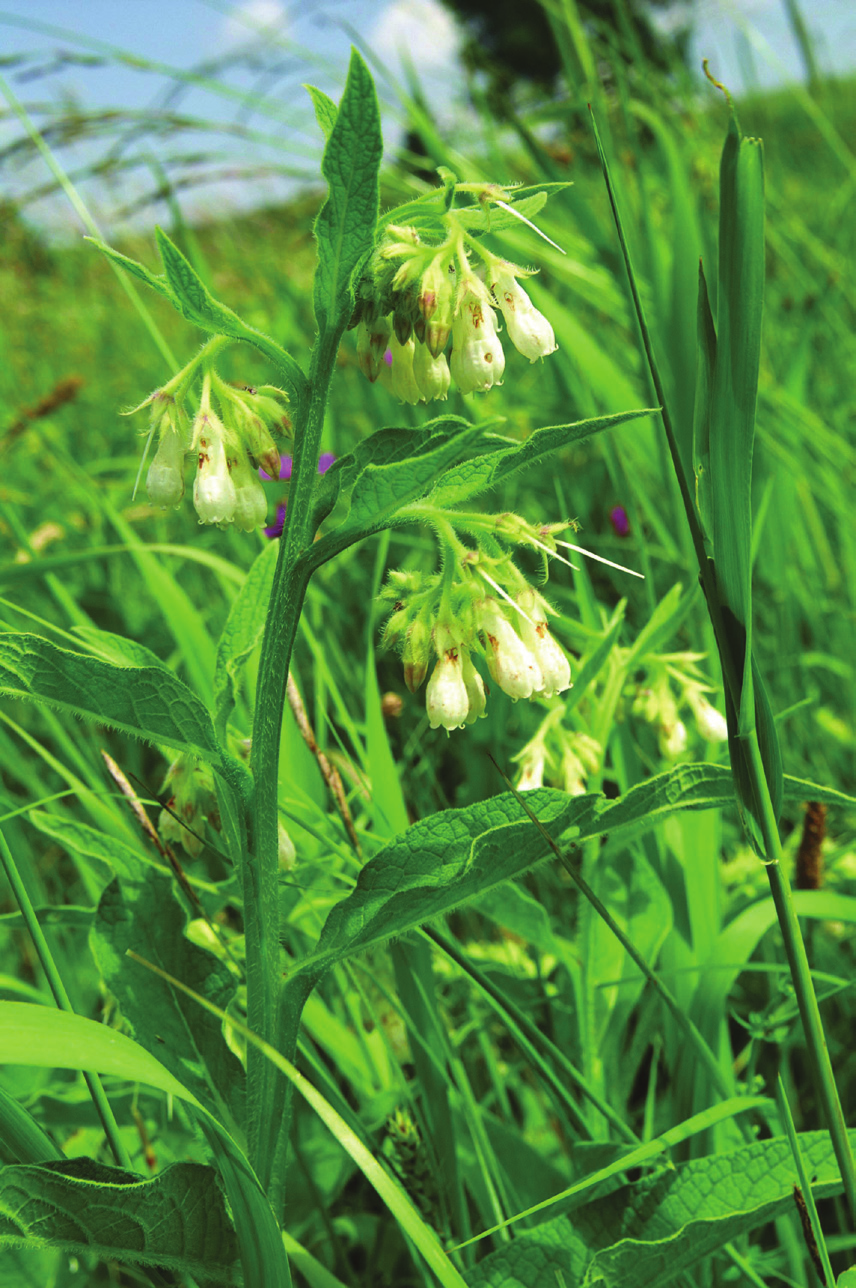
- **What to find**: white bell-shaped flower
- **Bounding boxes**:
[489,265,558,363]
[231,451,268,532]
[450,294,505,394]
[516,591,571,698]
[478,602,543,700]
[660,719,688,759]
[193,421,236,526]
[426,649,469,731]
[462,651,487,723]
[389,335,423,405]
[147,426,186,509]
[413,341,450,401]
[691,695,729,742]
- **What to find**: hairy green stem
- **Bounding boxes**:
[0,825,133,1171]
[245,327,340,1208]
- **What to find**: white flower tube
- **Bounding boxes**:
[413,342,450,401]
[690,695,729,742]
[193,423,236,526]
[478,602,543,700]
[389,335,423,405]
[147,427,186,509]
[426,649,469,731]
[231,452,268,532]
[462,651,487,723]
[516,592,571,698]
[489,265,558,363]
[450,294,505,394]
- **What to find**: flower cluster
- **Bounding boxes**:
[352,216,557,405]
[382,544,572,733]
[631,655,728,758]
[139,353,290,531]
[513,709,602,795]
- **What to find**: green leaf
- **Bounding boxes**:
[92,869,245,1131]
[0,633,222,764]
[313,48,382,331]
[692,261,716,543]
[465,1129,856,1288]
[85,238,179,307]
[0,1004,290,1288]
[286,765,830,992]
[72,625,172,671]
[429,409,657,508]
[213,542,279,738]
[308,418,489,565]
[0,1158,240,1284]
[306,84,338,139]
[27,810,166,882]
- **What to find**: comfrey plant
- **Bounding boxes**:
[0,50,853,1288]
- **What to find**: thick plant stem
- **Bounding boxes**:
[245,328,340,1206]
[746,732,856,1224]
[0,825,133,1171]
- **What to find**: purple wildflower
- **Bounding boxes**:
[610,505,630,538]
[261,452,336,539]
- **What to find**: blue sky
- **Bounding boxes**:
[1,0,853,232]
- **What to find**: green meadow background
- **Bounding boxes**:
[1,2,855,1284]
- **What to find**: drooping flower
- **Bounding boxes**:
[426,648,469,732]
[688,694,729,742]
[450,284,505,395]
[146,421,188,509]
[413,341,450,402]
[516,589,572,698]
[487,263,557,363]
[461,651,487,723]
[478,600,542,700]
[193,416,236,526]
[610,505,630,538]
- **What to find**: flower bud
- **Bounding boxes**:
[516,591,571,698]
[413,342,450,402]
[426,649,469,732]
[478,602,542,700]
[193,422,236,526]
[146,427,186,509]
[231,452,268,532]
[462,651,487,723]
[403,618,431,693]
[450,295,505,394]
[420,258,455,358]
[489,265,557,363]
[389,335,423,405]
[357,315,392,382]
[242,415,281,479]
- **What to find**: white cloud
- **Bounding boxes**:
[221,0,290,48]
[371,0,460,73]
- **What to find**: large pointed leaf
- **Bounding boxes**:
[285,765,849,993]
[0,633,222,764]
[313,48,382,331]
[464,1129,856,1288]
[0,1158,239,1284]
[429,409,656,508]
